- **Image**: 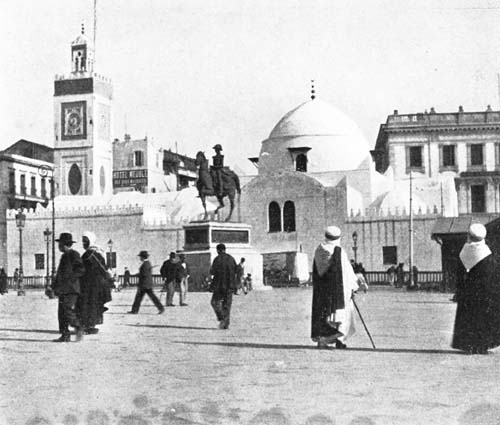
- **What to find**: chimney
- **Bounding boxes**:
[124,134,131,142]
[430,107,436,114]
[393,109,398,115]
[458,105,464,113]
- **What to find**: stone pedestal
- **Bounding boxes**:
[182,221,271,291]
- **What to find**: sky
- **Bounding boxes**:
[2,0,500,174]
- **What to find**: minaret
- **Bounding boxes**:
[53,25,113,197]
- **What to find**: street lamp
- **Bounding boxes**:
[107,239,114,270]
[15,209,26,296]
[38,165,56,283]
[352,231,358,264]
[43,228,54,297]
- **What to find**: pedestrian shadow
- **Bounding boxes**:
[0,337,51,343]
[173,341,463,355]
[0,328,59,334]
[126,324,216,331]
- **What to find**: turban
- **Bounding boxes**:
[468,223,486,241]
[82,231,97,246]
[325,226,341,240]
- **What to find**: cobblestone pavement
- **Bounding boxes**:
[1,287,499,425]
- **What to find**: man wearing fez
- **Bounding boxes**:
[52,233,86,342]
[129,251,165,314]
[210,243,238,329]
[311,226,359,349]
[452,223,500,354]
[160,252,181,307]
[212,144,224,196]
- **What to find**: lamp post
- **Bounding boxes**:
[43,228,52,289]
[107,239,114,270]
[15,209,26,296]
[38,165,56,283]
[352,231,358,264]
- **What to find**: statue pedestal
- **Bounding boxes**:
[182,221,271,291]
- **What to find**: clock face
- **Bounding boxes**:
[61,101,87,140]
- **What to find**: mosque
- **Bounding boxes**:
[6,26,499,290]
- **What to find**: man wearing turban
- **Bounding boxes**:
[78,231,112,334]
[452,223,500,354]
[311,226,359,349]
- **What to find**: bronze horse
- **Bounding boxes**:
[195,151,241,221]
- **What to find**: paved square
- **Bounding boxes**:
[1,287,499,425]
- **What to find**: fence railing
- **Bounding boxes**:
[6,271,446,292]
[365,271,444,290]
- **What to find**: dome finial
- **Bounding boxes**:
[311,79,316,100]
[81,22,85,35]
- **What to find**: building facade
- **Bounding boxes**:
[53,27,113,198]
[0,140,53,268]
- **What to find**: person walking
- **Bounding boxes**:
[160,252,181,307]
[386,264,396,286]
[177,253,190,306]
[78,231,111,335]
[311,226,359,349]
[235,258,245,295]
[452,223,500,354]
[396,263,405,288]
[128,251,164,315]
[0,268,8,294]
[52,233,86,343]
[123,267,131,287]
[210,243,238,329]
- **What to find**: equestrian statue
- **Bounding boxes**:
[195,144,241,222]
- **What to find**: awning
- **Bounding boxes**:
[431,214,498,237]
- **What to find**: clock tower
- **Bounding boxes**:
[53,25,113,197]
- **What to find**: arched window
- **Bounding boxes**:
[283,201,296,232]
[268,201,281,233]
[296,154,307,172]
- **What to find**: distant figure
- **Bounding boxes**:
[386,265,396,286]
[160,252,181,307]
[235,258,245,295]
[311,226,359,349]
[13,268,19,288]
[210,243,238,329]
[212,144,224,196]
[177,253,190,306]
[128,251,164,315]
[353,262,369,293]
[408,265,419,290]
[396,263,405,288]
[243,273,253,293]
[0,268,7,294]
[52,233,85,343]
[123,267,131,287]
[452,224,500,354]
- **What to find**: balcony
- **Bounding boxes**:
[386,111,500,129]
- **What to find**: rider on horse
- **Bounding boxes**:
[212,144,224,196]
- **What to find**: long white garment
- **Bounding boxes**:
[314,239,359,342]
[459,240,492,272]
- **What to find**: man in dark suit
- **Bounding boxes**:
[128,251,164,314]
[52,233,86,342]
[210,243,237,329]
[160,252,181,307]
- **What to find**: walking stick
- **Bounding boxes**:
[352,297,376,350]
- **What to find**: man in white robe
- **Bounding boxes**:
[311,226,359,349]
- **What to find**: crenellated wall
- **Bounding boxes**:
[5,203,212,277]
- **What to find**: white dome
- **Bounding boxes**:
[259,98,370,174]
[269,98,364,139]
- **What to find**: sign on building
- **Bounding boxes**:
[112,169,148,188]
